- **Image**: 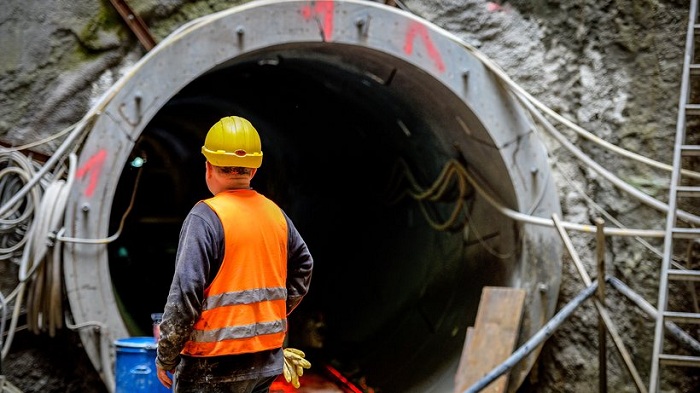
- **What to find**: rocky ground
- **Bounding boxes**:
[1,0,699,392]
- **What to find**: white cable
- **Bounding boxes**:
[441,31,700,181]
[0,283,23,360]
[0,377,23,393]
[551,160,685,269]
[64,319,115,393]
[0,115,94,219]
[0,153,77,357]
[0,152,38,226]
[23,180,61,282]
[0,121,79,153]
[0,292,6,359]
[516,91,700,226]
[0,152,41,262]
[456,161,666,238]
[54,161,142,245]
[24,155,76,335]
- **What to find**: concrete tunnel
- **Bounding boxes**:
[61,1,563,392]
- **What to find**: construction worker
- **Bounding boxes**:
[155,116,314,392]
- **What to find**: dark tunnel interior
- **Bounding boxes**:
[106,50,508,391]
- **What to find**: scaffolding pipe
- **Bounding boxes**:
[462,281,599,393]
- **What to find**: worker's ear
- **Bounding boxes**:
[250,168,257,179]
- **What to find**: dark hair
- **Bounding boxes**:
[218,166,252,175]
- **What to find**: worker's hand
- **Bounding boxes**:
[283,348,311,389]
[156,365,174,389]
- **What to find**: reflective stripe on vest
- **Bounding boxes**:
[182,189,288,357]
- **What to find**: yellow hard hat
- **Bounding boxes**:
[201,116,263,168]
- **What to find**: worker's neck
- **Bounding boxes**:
[224,178,252,191]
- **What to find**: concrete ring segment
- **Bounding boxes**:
[63,1,562,392]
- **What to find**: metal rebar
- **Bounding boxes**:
[108,0,157,51]
[596,217,608,393]
[553,214,647,393]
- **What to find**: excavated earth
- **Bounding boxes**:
[1,0,699,392]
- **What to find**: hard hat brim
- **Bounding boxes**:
[202,147,262,168]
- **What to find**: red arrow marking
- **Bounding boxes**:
[404,22,446,73]
[76,149,107,197]
[301,1,335,41]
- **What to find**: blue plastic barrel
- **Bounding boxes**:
[115,336,172,393]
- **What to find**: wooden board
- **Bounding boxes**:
[454,287,526,393]
[454,327,474,391]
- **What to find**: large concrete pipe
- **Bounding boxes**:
[62,1,562,392]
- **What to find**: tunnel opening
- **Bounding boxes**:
[64,3,562,392]
[107,45,512,391]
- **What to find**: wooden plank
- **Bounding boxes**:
[454,327,474,392]
[454,287,527,393]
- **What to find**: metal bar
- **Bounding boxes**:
[607,277,700,353]
[659,354,700,367]
[676,186,700,198]
[596,217,608,393]
[553,214,647,393]
[682,145,700,156]
[686,104,700,116]
[664,311,700,324]
[108,0,157,51]
[690,64,700,76]
[463,281,599,393]
[668,269,700,281]
[672,227,700,239]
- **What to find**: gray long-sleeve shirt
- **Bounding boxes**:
[155,197,313,383]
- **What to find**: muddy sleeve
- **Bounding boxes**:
[156,202,222,370]
[283,212,313,315]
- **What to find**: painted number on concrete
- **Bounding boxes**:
[404,22,445,73]
[76,149,107,197]
[301,1,335,41]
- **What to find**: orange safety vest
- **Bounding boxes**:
[181,189,288,357]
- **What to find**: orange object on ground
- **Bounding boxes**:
[270,364,367,392]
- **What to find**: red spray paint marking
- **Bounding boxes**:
[301,1,335,41]
[487,2,504,12]
[403,22,446,73]
[76,149,107,197]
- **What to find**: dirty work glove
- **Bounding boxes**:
[283,348,311,388]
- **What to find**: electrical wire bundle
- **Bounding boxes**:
[0,118,88,363]
[384,158,475,232]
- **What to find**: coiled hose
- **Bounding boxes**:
[0,112,115,391]
[1,153,76,360]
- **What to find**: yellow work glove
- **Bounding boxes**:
[283,348,311,388]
